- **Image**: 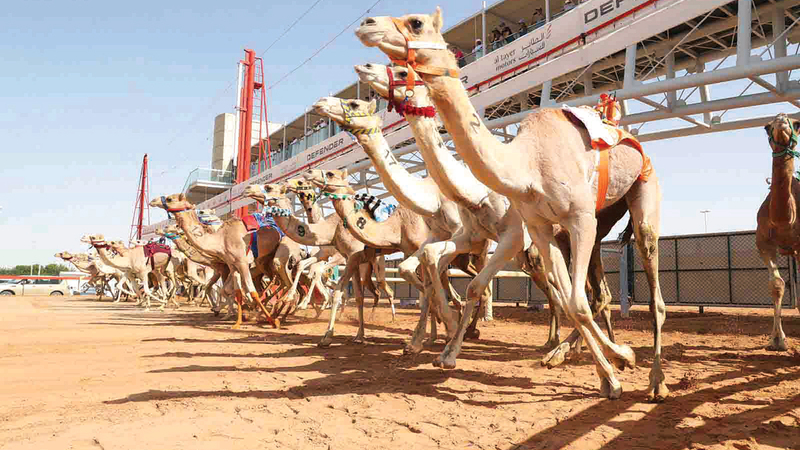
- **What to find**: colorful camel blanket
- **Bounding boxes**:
[354,194,397,222]
[242,212,284,259]
[197,210,223,232]
[143,243,172,270]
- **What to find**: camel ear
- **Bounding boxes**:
[368,99,377,114]
[178,193,186,201]
[793,120,800,132]
[432,7,443,33]
[342,169,349,179]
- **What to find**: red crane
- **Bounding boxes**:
[129,154,151,241]
[235,49,271,218]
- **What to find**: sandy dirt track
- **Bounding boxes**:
[1,296,799,450]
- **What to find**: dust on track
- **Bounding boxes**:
[1,296,798,450]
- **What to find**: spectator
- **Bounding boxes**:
[472,39,483,57]
[490,27,502,49]
[500,21,514,44]
[532,8,544,25]
[450,45,465,68]
[563,0,575,12]
[518,19,529,36]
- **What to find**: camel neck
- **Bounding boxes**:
[174,210,215,253]
[270,198,335,246]
[330,196,399,249]
[96,247,129,270]
[355,131,442,216]
[402,96,490,207]
[424,74,536,198]
[770,155,797,227]
[302,199,324,223]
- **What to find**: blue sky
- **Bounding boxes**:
[0,0,795,267]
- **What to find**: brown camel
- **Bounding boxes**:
[244,182,401,346]
[303,169,482,348]
[756,113,800,351]
[148,195,280,328]
[356,8,666,401]
[286,178,395,317]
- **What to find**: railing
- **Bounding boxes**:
[182,168,235,193]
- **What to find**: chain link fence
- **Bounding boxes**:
[376,230,796,309]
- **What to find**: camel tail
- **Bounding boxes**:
[617,217,634,248]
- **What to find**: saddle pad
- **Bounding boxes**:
[143,243,171,259]
[562,105,652,181]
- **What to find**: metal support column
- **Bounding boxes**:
[624,44,637,87]
[774,5,789,92]
[790,258,798,309]
[482,1,487,57]
[303,110,308,150]
[698,63,713,124]
[545,0,551,22]
[541,81,552,107]
[666,51,677,108]
[737,0,752,66]
[582,67,593,96]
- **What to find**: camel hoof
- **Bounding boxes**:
[403,343,423,355]
[542,337,561,351]
[352,336,365,345]
[766,336,788,352]
[541,342,570,368]
[272,318,281,330]
[610,344,636,371]
[600,378,622,400]
[213,310,221,317]
[464,328,481,340]
[231,324,241,330]
[647,382,669,403]
[433,356,456,370]
[318,331,334,348]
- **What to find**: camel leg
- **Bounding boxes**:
[319,252,364,347]
[287,257,319,309]
[587,244,615,342]
[435,229,521,368]
[372,255,396,320]
[297,260,323,309]
[400,246,449,350]
[621,177,669,402]
[531,218,631,400]
[760,248,788,351]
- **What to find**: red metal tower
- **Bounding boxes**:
[129,154,151,241]
[235,49,271,218]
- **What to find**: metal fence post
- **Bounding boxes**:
[727,235,733,305]
[674,238,681,304]
[620,245,630,318]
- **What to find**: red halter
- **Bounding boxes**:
[389,17,459,98]
[385,66,436,118]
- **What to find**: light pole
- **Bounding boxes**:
[700,210,710,233]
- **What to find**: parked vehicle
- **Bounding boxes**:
[0,278,70,296]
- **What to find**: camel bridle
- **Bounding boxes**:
[389,18,459,98]
[770,116,800,158]
[385,66,436,118]
[340,99,380,136]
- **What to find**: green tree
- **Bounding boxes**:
[0,264,71,276]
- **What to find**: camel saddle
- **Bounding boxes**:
[143,243,171,270]
[562,105,654,211]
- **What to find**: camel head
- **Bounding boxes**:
[80,234,106,245]
[149,193,195,215]
[245,183,289,207]
[355,63,426,104]
[162,224,182,236]
[355,8,452,75]
[305,169,356,196]
[312,97,382,135]
[765,113,800,154]
[286,178,318,206]
[55,251,73,260]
